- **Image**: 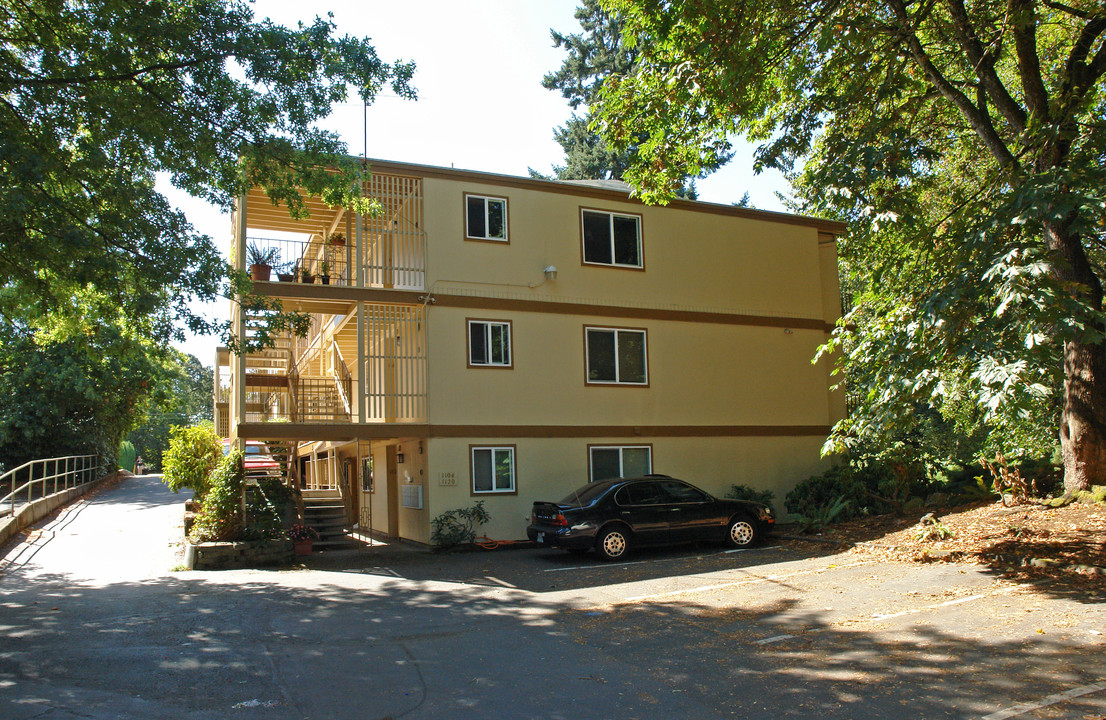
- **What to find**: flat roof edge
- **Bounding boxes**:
[361,157,847,235]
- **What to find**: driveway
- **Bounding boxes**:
[0,475,1103,719]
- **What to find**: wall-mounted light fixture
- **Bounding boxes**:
[418,441,424,455]
[397,452,405,464]
[543,265,558,281]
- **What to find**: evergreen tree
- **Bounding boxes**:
[536,0,720,196]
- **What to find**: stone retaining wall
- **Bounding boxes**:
[184,538,294,570]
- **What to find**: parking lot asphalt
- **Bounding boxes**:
[0,475,1103,720]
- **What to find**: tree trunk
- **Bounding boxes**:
[1047,219,1106,494]
[1060,339,1106,494]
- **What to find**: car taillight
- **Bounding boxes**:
[552,513,568,528]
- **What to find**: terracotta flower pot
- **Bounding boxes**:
[249,264,272,282]
[293,540,313,556]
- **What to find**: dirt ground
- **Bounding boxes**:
[780,499,1106,594]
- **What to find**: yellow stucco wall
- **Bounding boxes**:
[426,307,831,427]
[424,436,831,542]
[422,178,826,319]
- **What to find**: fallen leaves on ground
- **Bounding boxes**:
[780,500,1106,592]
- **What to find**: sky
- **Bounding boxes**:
[166,0,790,364]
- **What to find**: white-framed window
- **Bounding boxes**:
[468,319,512,367]
[466,194,508,241]
[585,326,648,385]
[471,446,516,494]
[589,445,653,482]
[581,209,642,267]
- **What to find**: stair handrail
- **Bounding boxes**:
[331,342,353,416]
[288,359,300,423]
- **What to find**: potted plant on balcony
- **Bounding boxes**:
[300,264,315,284]
[327,231,345,248]
[289,523,319,556]
[276,261,295,283]
[319,259,331,285]
[247,242,279,282]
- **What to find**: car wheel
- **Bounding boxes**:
[727,515,759,548]
[596,527,630,561]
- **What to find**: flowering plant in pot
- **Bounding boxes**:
[289,523,318,556]
[289,524,318,542]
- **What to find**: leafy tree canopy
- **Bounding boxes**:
[128,352,214,471]
[535,0,721,195]
[595,0,1106,493]
[1,0,415,348]
[0,291,165,469]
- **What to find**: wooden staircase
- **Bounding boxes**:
[302,489,358,550]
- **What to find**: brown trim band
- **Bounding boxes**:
[255,281,425,306]
[238,423,430,441]
[429,425,833,439]
[253,282,837,332]
[364,158,847,234]
[237,422,831,441]
[434,293,833,332]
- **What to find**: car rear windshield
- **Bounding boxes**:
[558,481,615,507]
[222,443,268,456]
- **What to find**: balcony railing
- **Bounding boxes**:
[245,235,351,287]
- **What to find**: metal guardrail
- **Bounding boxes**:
[0,454,103,518]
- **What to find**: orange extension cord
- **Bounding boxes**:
[474,536,528,550]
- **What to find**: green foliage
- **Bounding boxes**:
[788,495,851,534]
[247,243,280,268]
[118,441,137,473]
[785,466,872,524]
[534,0,722,190]
[189,448,244,543]
[2,0,415,352]
[913,515,954,542]
[162,422,221,500]
[241,478,294,540]
[430,501,490,549]
[127,353,214,471]
[724,484,775,507]
[0,306,163,471]
[595,0,1106,493]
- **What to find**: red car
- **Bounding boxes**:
[221,439,282,480]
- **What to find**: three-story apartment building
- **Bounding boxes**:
[216,159,846,545]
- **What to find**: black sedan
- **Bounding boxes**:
[526,474,775,561]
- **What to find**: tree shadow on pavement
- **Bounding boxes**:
[0,563,1102,720]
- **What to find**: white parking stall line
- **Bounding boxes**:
[981,681,1106,720]
[755,634,795,645]
[543,559,650,573]
[871,584,1026,621]
[543,545,782,572]
[622,560,878,602]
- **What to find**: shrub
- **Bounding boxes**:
[789,495,851,533]
[725,484,776,507]
[431,501,490,549]
[785,465,872,523]
[162,422,221,501]
[189,449,245,543]
[118,440,137,472]
[241,477,295,540]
